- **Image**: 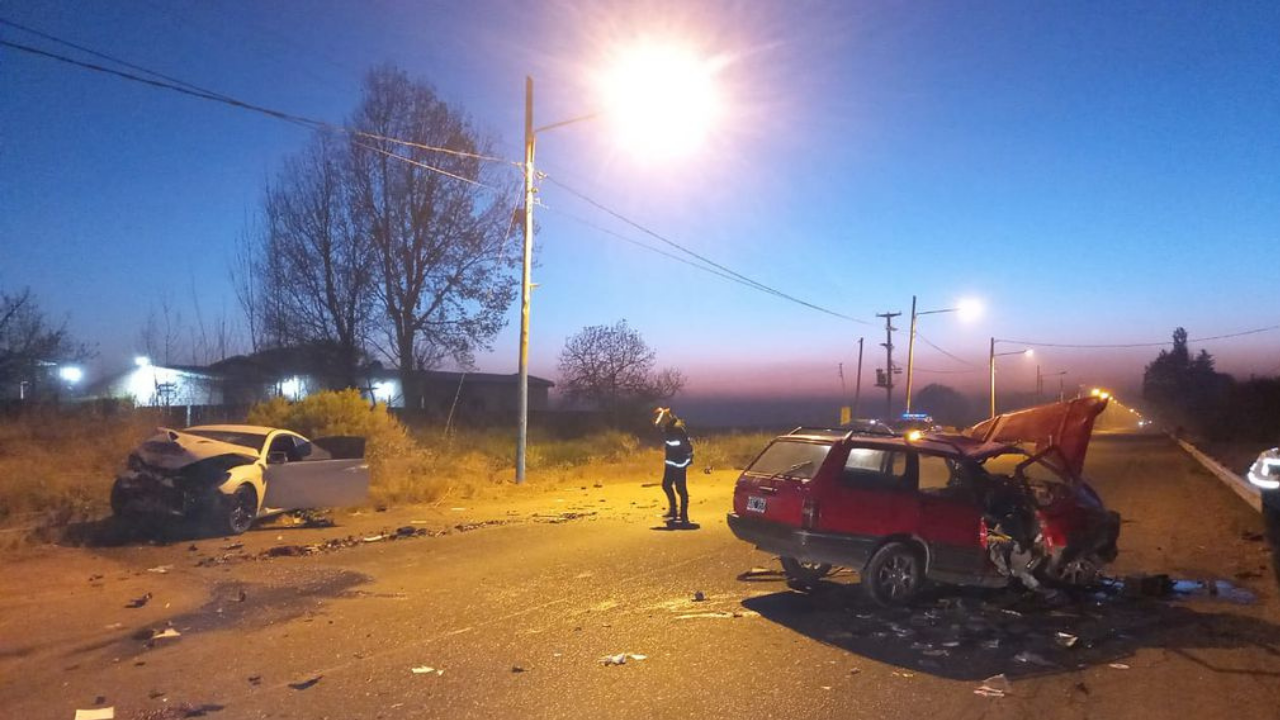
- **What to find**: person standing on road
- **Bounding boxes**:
[654,407,694,525]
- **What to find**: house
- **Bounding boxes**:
[88,350,554,424]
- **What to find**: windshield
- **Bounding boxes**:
[184,429,269,452]
[746,440,831,480]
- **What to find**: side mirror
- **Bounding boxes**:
[267,451,288,465]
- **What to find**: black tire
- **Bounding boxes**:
[109,481,129,517]
[862,542,925,606]
[218,484,258,536]
[780,556,834,584]
[1041,553,1102,588]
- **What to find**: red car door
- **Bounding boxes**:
[912,452,992,581]
[814,444,914,539]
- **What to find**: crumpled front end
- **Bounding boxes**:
[111,451,255,521]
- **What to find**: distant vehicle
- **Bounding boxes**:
[727,398,1120,605]
[111,424,369,535]
[891,412,939,434]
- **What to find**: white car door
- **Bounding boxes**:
[262,433,369,511]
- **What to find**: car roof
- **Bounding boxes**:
[774,430,1015,462]
[186,424,282,434]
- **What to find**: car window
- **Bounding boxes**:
[746,441,831,480]
[268,434,301,462]
[841,447,907,490]
[917,453,956,492]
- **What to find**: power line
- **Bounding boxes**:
[915,331,983,368]
[542,174,873,325]
[1002,323,1280,349]
[540,203,802,295]
[0,30,510,166]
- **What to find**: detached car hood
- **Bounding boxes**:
[135,428,259,471]
[962,397,1109,478]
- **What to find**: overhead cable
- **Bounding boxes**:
[1002,323,1280,349]
[542,174,873,326]
[0,31,508,165]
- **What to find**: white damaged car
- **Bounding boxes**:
[110,424,369,535]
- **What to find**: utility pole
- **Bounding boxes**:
[516,76,536,484]
[905,295,918,414]
[853,337,864,419]
[876,312,901,419]
[988,336,996,418]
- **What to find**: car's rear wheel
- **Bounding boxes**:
[218,485,258,536]
[863,542,924,606]
[780,556,834,584]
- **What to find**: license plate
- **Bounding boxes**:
[746,496,767,513]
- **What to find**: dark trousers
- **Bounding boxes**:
[662,464,689,518]
[1264,493,1280,586]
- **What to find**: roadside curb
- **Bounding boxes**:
[1171,435,1261,513]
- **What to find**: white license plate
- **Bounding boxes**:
[746,496,767,513]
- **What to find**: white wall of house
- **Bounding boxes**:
[103,366,223,406]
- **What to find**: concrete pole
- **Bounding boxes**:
[516,76,536,484]
[905,295,918,414]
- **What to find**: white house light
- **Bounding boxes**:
[59,366,84,383]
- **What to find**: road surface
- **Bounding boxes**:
[1,434,1278,719]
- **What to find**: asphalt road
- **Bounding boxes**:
[2,434,1279,720]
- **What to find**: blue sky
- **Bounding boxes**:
[2,0,1278,404]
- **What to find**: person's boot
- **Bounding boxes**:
[662,507,678,520]
[678,507,690,525]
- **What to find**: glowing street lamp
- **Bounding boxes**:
[904,296,981,414]
[516,42,723,483]
[58,365,83,384]
[988,338,1033,417]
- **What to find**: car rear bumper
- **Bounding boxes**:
[726,513,877,569]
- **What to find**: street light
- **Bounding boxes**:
[516,43,723,484]
[904,296,981,414]
[1036,367,1068,402]
[988,338,1033,417]
[58,365,83,384]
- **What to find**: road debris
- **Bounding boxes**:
[411,666,444,676]
[511,665,526,673]
[974,674,1012,698]
[146,565,173,574]
[73,709,114,720]
[247,676,261,686]
[692,591,706,602]
[1108,663,1131,670]
[601,653,647,666]
[125,593,152,609]
[288,676,322,690]
[1055,632,1079,648]
[104,622,123,630]
[1014,651,1057,668]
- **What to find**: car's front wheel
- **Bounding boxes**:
[217,484,258,536]
[780,556,834,584]
[862,542,924,606]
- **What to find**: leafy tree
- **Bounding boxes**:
[557,320,685,423]
[913,383,974,427]
[1142,327,1231,435]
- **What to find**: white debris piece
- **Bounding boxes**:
[152,628,181,640]
[74,709,114,720]
[1109,662,1130,670]
[974,674,1012,698]
[411,666,443,675]
[146,565,173,574]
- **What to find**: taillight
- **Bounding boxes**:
[979,519,989,549]
[802,497,819,530]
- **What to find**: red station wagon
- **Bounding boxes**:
[727,398,1120,605]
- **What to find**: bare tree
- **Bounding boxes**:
[253,131,376,385]
[558,320,685,422]
[347,66,520,400]
[137,293,184,365]
[0,287,91,397]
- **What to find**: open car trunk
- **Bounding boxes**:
[963,396,1109,479]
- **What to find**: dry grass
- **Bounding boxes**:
[0,410,156,527]
[0,392,777,538]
